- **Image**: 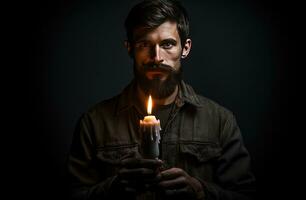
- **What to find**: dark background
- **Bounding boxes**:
[10,0,292,199]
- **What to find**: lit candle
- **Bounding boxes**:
[139,95,161,159]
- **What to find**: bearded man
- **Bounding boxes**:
[67,0,256,199]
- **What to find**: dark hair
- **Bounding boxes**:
[124,0,190,45]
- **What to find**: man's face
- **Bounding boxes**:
[129,21,191,99]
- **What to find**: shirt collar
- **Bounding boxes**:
[176,80,203,108]
[116,79,204,115]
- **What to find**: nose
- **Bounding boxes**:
[151,45,164,64]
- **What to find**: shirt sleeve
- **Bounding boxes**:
[197,112,256,200]
[66,114,116,200]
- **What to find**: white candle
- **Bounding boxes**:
[139,95,161,159]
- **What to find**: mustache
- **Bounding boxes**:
[143,63,174,72]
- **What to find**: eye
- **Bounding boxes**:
[160,39,176,49]
[135,41,151,49]
[161,42,173,49]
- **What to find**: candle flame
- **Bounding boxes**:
[147,95,152,115]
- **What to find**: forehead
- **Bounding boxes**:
[133,21,180,42]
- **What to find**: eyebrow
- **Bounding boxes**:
[160,38,177,45]
[135,38,178,44]
[134,39,149,43]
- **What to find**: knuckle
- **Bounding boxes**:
[176,168,183,174]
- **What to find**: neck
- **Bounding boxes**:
[137,84,178,106]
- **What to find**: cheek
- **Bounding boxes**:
[134,50,150,65]
[171,51,181,60]
[164,49,182,68]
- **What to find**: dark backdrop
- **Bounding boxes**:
[14,0,290,199]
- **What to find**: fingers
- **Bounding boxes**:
[156,167,195,198]
[120,179,154,191]
[119,167,156,179]
[157,167,186,180]
[118,158,163,180]
[121,158,163,169]
[157,168,188,190]
[163,187,195,199]
[158,176,187,189]
[123,186,137,194]
[164,187,190,196]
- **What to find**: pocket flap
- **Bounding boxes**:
[96,144,139,165]
[179,142,221,162]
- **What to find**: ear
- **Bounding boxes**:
[181,39,192,59]
[124,40,133,57]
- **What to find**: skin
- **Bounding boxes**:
[118,158,163,194]
[126,21,192,105]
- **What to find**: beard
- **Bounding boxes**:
[134,62,182,99]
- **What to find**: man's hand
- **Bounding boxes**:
[157,167,205,200]
[113,157,163,195]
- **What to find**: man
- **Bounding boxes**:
[67,0,256,199]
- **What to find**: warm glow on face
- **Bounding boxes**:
[147,95,153,115]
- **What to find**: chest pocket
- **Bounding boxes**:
[96,143,140,178]
[179,142,221,162]
[178,142,222,181]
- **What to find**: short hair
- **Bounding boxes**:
[124,0,190,45]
